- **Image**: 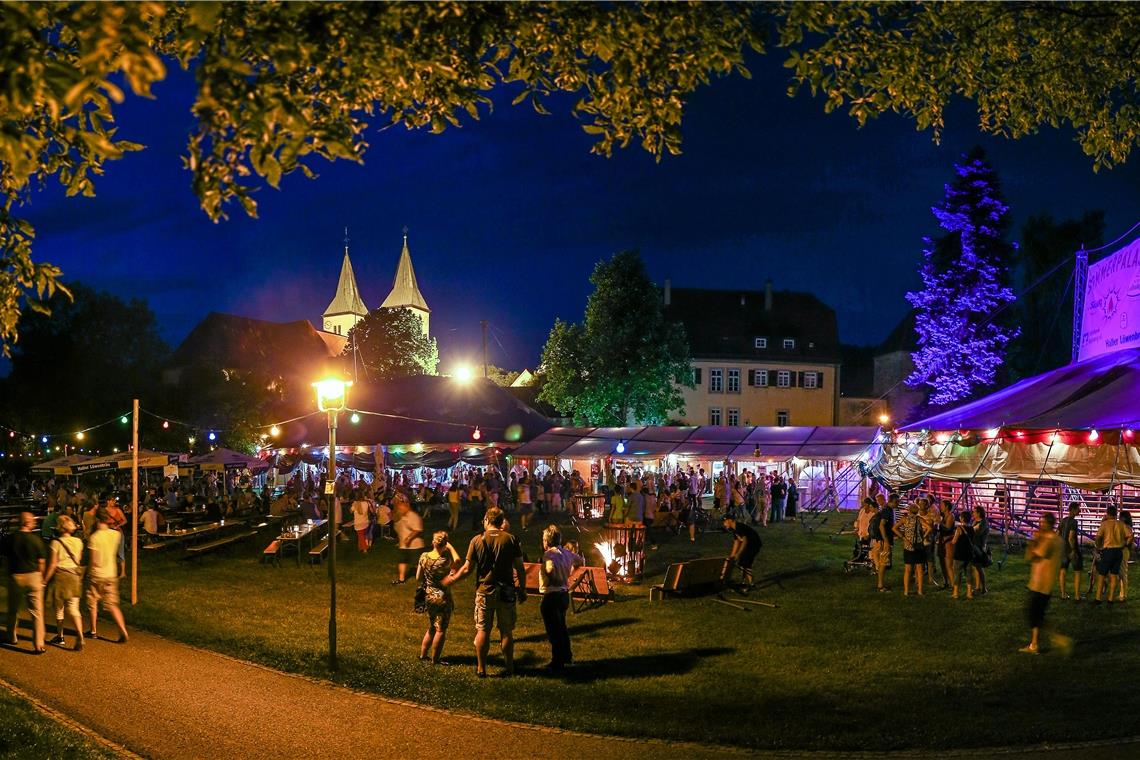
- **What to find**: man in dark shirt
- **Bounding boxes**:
[446,507,527,677]
[5,512,47,652]
[723,516,762,590]
[869,493,896,592]
[1058,501,1083,601]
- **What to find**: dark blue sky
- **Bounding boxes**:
[21,51,1140,372]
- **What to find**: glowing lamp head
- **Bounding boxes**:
[207,432,216,442]
[985,428,1000,440]
[270,425,280,437]
[472,427,482,441]
[350,412,360,424]
[615,440,626,454]
[877,413,890,425]
[1125,429,1135,441]
[935,432,951,444]
[162,420,170,429]
[454,365,473,383]
[1088,429,1100,443]
[313,378,351,412]
[40,435,47,444]
[120,416,129,424]
[76,431,85,441]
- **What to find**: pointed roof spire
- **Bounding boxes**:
[380,229,430,313]
[323,238,369,318]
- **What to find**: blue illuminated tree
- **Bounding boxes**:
[906,148,1019,406]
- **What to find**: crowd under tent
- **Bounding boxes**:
[510,425,881,511]
[869,347,1140,535]
[265,375,552,480]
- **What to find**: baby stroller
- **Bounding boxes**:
[844,536,875,574]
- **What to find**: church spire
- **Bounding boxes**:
[322,234,369,337]
[380,229,430,314]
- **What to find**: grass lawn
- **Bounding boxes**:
[8,509,1140,752]
[0,683,120,759]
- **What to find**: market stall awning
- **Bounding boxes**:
[69,449,181,474]
[31,454,93,474]
[187,448,268,473]
[512,425,881,462]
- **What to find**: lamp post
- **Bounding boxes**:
[313,377,351,671]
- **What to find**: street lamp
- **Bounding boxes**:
[313,376,351,671]
[454,365,473,383]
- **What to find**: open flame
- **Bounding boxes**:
[595,541,615,569]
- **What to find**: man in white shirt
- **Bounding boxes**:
[392,496,424,584]
[86,509,129,643]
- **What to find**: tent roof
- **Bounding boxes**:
[31,454,93,472]
[511,425,880,461]
[272,375,551,448]
[902,348,1140,432]
[188,448,268,472]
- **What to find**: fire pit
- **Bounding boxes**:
[570,493,607,521]
[595,523,646,583]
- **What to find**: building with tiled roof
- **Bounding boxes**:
[663,281,841,427]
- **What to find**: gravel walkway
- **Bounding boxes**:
[0,626,745,759]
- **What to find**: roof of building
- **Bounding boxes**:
[323,249,369,317]
[663,286,841,362]
[840,344,876,397]
[169,312,342,378]
[380,234,430,313]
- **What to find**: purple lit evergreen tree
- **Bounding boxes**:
[906,147,1019,406]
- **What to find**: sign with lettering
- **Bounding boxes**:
[1079,238,1140,361]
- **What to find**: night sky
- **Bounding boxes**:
[20,50,1140,372]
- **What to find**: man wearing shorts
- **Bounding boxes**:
[85,509,129,643]
[1057,502,1084,601]
[723,516,762,590]
[446,507,527,677]
[1021,513,1070,654]
[1094,505,1133,604]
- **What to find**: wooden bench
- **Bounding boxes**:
[261,539,280,565]
[522,563,613,611]
[652,556,731,600]
[183,531,257,558]
[308,538,330,564]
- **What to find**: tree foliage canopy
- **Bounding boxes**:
[345,307,438,379]
[3,2,1140,355]
[906,148,1019,406]
[538,250,691,424]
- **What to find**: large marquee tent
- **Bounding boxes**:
[870,347,1140,490]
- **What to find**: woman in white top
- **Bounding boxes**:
[351,489,372,554]
[43,515,85,651]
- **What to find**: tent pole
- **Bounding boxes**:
[131,398,139,606]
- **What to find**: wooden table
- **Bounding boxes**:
[278,520,327,566]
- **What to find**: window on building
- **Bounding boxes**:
[754,337,767,349]
[727,368,740,393]
[804,372,818,389]
[727,407,740,426]
[777,370,791,387]
[758,369,769,387]
[709,407,722,425]
[783,338,796,350]
[693,367,703,385]
[709,368,723,392]
[776,410,789,427]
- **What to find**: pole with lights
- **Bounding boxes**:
[313,376,351,671]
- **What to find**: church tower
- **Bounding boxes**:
[322,234,369,336]
[380,230,430,337]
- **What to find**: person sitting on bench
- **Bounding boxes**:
[723,515,762,591]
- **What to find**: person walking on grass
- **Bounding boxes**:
[351,489,371,554]
[416,531,459,664]
[894,501,927,596]
[445,507,527,678]
[539,525,583,671]
[1058,502,1084,601]
[1093,505,1132,604]
[85,509,129,644]
[4,512,47,653]
[1021,513,1071,655]
[392,495,425,584]
[44,515,85,651]
[950,510,975,600]
[723,516,762,591]
[869,494,893,592]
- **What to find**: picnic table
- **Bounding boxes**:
[276,520,328,566]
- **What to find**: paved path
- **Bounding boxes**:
[0,627,744,759]
[3,625,1140,759]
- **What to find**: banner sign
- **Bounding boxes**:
[1079,238,1140,361]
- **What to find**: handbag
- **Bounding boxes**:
[413,585,427,613]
